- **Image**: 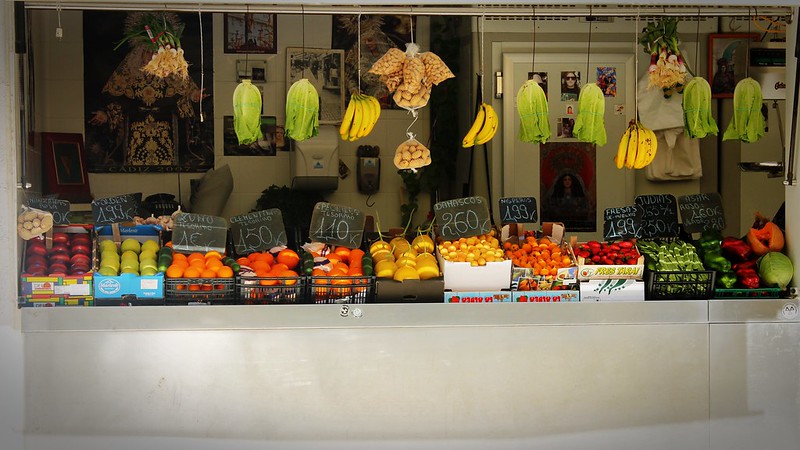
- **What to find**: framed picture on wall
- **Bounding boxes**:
[287,47,346,124]
[708,33,759,98]
[224,13,277,54]
[42,132,92,203]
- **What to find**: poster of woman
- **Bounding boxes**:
[540,142,597,232]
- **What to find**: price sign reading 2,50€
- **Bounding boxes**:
[603,205,643,241]
[309,202,365,248]
[499,197,538,224]
[635,194,679,238]
[434,196,492,241]
[230,209,287,255]
[91,194,139,225]
[172,213,228,254]
[678,192,726,234]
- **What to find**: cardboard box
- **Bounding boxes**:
[579,279,645,302]
[93,225,164,300]
[503,222,579,291]
[513,290,580,302]
[376,278,444,303]
[18,225,94,307]
[444,291,513,303]
[437,254,512,292]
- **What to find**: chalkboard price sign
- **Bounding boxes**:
[603,205,644,241]
[434,196,492,240]
[309,203,365,248]
[172,213,228,254]
[28,197,71,225]
[678,193,726,234]
[230,209,287,255]
[499,197,538,224]
[91,194,139,225]
[635,194,679,238]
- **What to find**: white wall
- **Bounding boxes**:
[31,10,431,228]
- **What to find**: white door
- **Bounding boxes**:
[502,51,635,241]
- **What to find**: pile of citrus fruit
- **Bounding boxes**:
[503,235,574,276]
[307,245,372,302]
[236,248,302,286]
[437,230,503,267]
[163,248,237,291]
[370,234,440,281]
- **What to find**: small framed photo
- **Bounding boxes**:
[42,132,92,202]
[708,33,759,98]
[287,47,345,124]
[237,60,267,82]
[223,116,278,156]
[224,13,277,54]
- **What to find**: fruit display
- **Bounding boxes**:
[638,240,712,300]
[339,93,381,141]
[369,44,454,110]
[462,102,498,148]
[393,138,431,170]
[285,78,319,141]
[17,208,54,240]
[574,240,641,266]
[370,233,440,282]
[505,233,577,292]
[23,232,92,276]
[437,231,502,267]
[615,120,658,169]
[516,79,550,144]
[305,244,374,303]
[97,238,161,276]
[162,248,238,297]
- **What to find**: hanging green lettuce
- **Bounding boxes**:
[722,77,765,144]
[232,79,263,145]
[682,77,718,139]
[517,79,551,144]
[573,83,606,146]
[285,79,320,142]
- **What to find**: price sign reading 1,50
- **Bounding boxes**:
[230,209,286,255]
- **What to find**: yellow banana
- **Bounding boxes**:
[633,123,649,169]
[475,103,498,145]
[615,125,631,169]
[637,126,659,168]
[362,95,381,138]
[340,95,357,139]
[624,123,638,169]
[462,103,486,147]
[357,95,374,138]
[349,94,364,141]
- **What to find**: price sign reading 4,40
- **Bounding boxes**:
[678,192,726,234]
[603,205,644,241]
[28,197,71,225]
[172,213,228,254]
[91,194,140,225]
[635,194,679,238]
[499,197,538,224]
[230,209,287,255]
[309,202,365,248]
[434,196,492,241]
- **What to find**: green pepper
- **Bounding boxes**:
[716,271,737,289]
[704,250,732,273]
[698,230,723,251]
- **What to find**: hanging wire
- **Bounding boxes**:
[585,5,593,85]
[634,10,640,122]
[531,4,536,74]
[479,13,485,102]
[198,7,204,122]
[357,12,362,93]
[301,5,306,78]
[746,7,752,77]
[409,6,414,43]
[56,2,63,39]
[244,4,250,75]
[695,7,701,75]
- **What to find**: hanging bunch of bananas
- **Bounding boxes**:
[462,102,498,148]
[615,120,658,169]
[339,93,381,141]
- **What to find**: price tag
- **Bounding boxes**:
[91,194,139,225]
[172,213,228,254]
[28,197,71,225]
[434,196,492,241]
[230,209,287,255]
[499,197,538,224]
[309,202,365,248]
[603,205,643,241]
[678,192,726,234]
[635,194,679,238]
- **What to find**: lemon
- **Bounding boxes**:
[412,235,435,253]
[416,261,440,280]
[121,250,139,262]
[141,240,160,253]
[372,250,395,263]
[99,240,117,253]
[375,259,397,278]
[395,256,417,267]
[120,238,141,254]
[370,240,391,255]
[393,265,420,282]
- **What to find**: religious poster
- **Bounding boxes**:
[83,11,214,173]
[540,142,597,232]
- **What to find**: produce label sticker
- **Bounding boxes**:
[28,197,71,225]
[678,193,725,234]
[603,205,643,241]
[172,213,228,254]
[309,202,365,248]
[499,197,537,224]
[635,194,679,238]
[230,209,287,255]
[92,194,139,225]
[434,196,492,241]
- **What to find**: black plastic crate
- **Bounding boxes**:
[713,288,781,299]
[645,270,715,300]
[237,276,307,304]
[165,278,236,305]
[309,276,376,304]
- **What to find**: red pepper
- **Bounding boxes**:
[732,259,757,272]
[735,268,761,289]
[721,237,753,262]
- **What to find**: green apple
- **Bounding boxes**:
[101,250,120,262]
[140,267,158,276]
[100,257,120,271]
[139,249,157,262]
[99,240,117,253]
[121,250,139,262]
[121,267,139,275]
[98,267,117,276]
[120,259,139,272]
[120,238,141,254]
[140,259,157,272]
[141,240,160,253]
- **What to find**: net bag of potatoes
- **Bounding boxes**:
[393,137,431,171]
[370,43,454,112]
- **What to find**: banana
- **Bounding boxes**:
[357,95,373,138]
[340,96,357,139]
[349,95,365,141]
[615,125,631,169]
[633,124,649,169]
[624,123,639,169]
[462,103,486,147]
[474,103,498,145]
[637,126,659,168]
[361,95,381,138]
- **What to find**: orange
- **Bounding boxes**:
[251,260,271,273]
[277,249,300,269]
[183,266,201,279]
[325,254,342,266]
[172,253,188,262]
[255,252,275,265]
[189,259,206,270]
[165,241,173,248]
[254,269,270,278]
[217,266,234,278]
[334,246,351,264]
[171,259,189,269]
[204,250,223,260]
[201,269,217,278]
[236,257,250,267]
[279,270,299,285]
[189,284,201,291]
[347,266,363,277]
[349,248,365,267]
[311,268,327,277]
[187,252,205,264]
[166,264,185,278]
[247,252,261,263]
[260,274,278,286]
[271,263,289,274]
[205,258,224,272]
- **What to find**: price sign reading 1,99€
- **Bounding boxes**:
[499,197,538,224]
[434,196,492,241]
[603,205,643,241]
[309,202,365,248]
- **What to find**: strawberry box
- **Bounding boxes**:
[573,240,645,280]
[512,290,580,302]
[444,291,513,303]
